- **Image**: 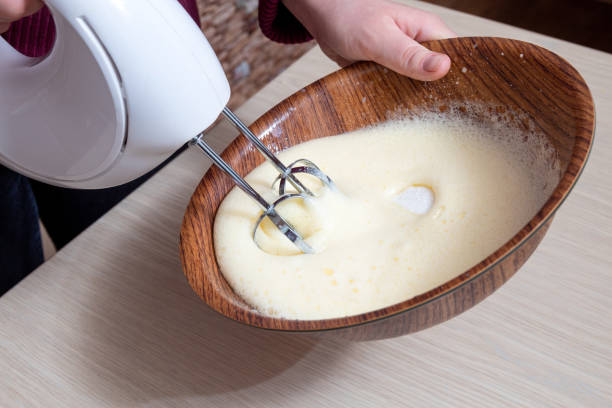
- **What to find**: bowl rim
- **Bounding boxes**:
[180,37,596,332]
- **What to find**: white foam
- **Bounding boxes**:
[394,186,434,214]
[214,105,562,320]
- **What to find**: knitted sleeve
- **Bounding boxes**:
[258,0,313,44]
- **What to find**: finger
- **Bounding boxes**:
[367,24,451,81]
[393,7,456,41]
[0,0,43,22]
[0,21,10,33]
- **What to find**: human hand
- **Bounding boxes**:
[0,0,43,33]
[283,0,455,81]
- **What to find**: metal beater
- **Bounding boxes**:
[191,107,335,254]
[0,0,334,253]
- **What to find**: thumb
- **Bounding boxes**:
[368,25,451,81]
[0,0,44,23]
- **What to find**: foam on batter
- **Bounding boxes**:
[213,111,560,320]
[394,185,435,214]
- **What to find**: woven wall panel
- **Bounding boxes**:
[195,0,314,109]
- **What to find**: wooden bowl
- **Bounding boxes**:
[180,37,594,340]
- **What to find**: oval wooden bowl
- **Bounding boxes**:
[180,37,594,340]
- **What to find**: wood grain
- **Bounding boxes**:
[1,2,611,406]
[180,37,595,339]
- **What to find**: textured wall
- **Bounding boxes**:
[196,0,314,109]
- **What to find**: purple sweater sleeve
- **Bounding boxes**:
[1,7,55,57]
[1,0,200,58]
[259,0,313,44]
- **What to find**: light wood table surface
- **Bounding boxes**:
[1,1,611,406]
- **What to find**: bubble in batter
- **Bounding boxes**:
[393,185,435,214]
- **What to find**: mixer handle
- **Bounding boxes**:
[0,0,230,189]
[0,32,32,67]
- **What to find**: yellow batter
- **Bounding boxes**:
[213,115,559,320]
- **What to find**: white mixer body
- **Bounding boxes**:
[0,0,230,188]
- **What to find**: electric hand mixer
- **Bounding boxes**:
[0,0,334,253]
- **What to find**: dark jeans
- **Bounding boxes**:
[0,146,186,297]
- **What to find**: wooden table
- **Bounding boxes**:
[1,1,610,406]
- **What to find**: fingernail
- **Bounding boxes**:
[423,54,445,72]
